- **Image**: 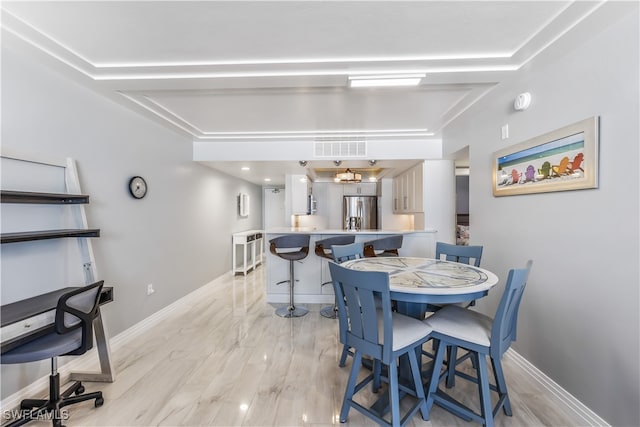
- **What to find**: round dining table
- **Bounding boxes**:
[341,256,500,319]
[340,256,500,418]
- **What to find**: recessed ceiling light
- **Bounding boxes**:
[349,74,425,88]
[241,166,250,171]
[264,178,271,182]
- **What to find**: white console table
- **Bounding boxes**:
[232,230,264,275]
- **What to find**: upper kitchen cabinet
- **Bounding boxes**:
[286,174,312,215]
[392,163,423,213]
[342,182,378,196]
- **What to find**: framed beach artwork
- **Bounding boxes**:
[493,116,599,196]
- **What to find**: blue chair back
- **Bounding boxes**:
[490,260,533,358]
[331,242,364,263]
[435,241,483,267]
[329,262,394,364]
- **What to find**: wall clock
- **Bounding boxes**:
[128,176,147,199]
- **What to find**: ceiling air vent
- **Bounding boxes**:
[314,139,367,158]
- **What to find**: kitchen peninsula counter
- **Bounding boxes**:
[264,229,437,304]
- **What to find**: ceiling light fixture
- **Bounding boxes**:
[349,74,425,88]
[335,169,362,183]
[299,160,308,167]
[241,166,250,171]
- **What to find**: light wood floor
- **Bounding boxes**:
[11,267,587,426]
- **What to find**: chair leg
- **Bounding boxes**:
[446,345,457,388]
[475,352,494,427]
[340,351,363,422]
[491,356,512,416]
[339,344,350,367]
[408,347,429,420]
[388,358,401,427]
[372,359,382,393]
[425,340,447,419]
[19,399,47,410]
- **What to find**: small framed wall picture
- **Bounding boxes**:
[238,193,250,217]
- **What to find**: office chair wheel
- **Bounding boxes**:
[75,385,85,395]
[95,397,104,407]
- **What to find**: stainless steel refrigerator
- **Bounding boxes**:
[343,196,378,231]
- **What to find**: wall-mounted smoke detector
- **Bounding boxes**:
[514,92,532,111]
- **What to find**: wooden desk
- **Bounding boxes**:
[1,286,115,382]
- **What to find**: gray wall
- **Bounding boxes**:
[444,3,639,426]
[1,35,262,399]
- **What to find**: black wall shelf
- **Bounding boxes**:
[1,190,90,204]
[1,229,101,244]
[1,190,99,243]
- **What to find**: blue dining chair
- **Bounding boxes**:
[331,242,364,264]
[430,241,484,383]
[424,260,533,427]
[329,261,432,427]
[435,241,483,268]
[330,242,364,367]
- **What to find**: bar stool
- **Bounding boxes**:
[314,235,356,318]
[363,234,403,257]
[269,234,310,318]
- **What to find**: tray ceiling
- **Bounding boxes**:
[1,1,606,184]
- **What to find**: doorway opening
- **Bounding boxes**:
[453,146,470,245]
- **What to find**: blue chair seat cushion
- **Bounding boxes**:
[379,311,433,351]
[1,329,82,364]
[425,305,492,348]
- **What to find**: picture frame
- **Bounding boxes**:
[238,193,250,217]
[493,116,599,197]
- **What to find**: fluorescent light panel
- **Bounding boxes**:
[349,74,425,88]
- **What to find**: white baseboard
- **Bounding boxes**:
[505,349,610,426]
[1,273,608,427]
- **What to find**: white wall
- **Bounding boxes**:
[443,3,639,426]
[1,35,262,398]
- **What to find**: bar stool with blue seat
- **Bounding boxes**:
[269,234,311,318]
[363,234,403,257]
[1,281,105,427]
[314,235,356,318]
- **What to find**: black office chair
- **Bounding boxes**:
[1,281,105,427]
